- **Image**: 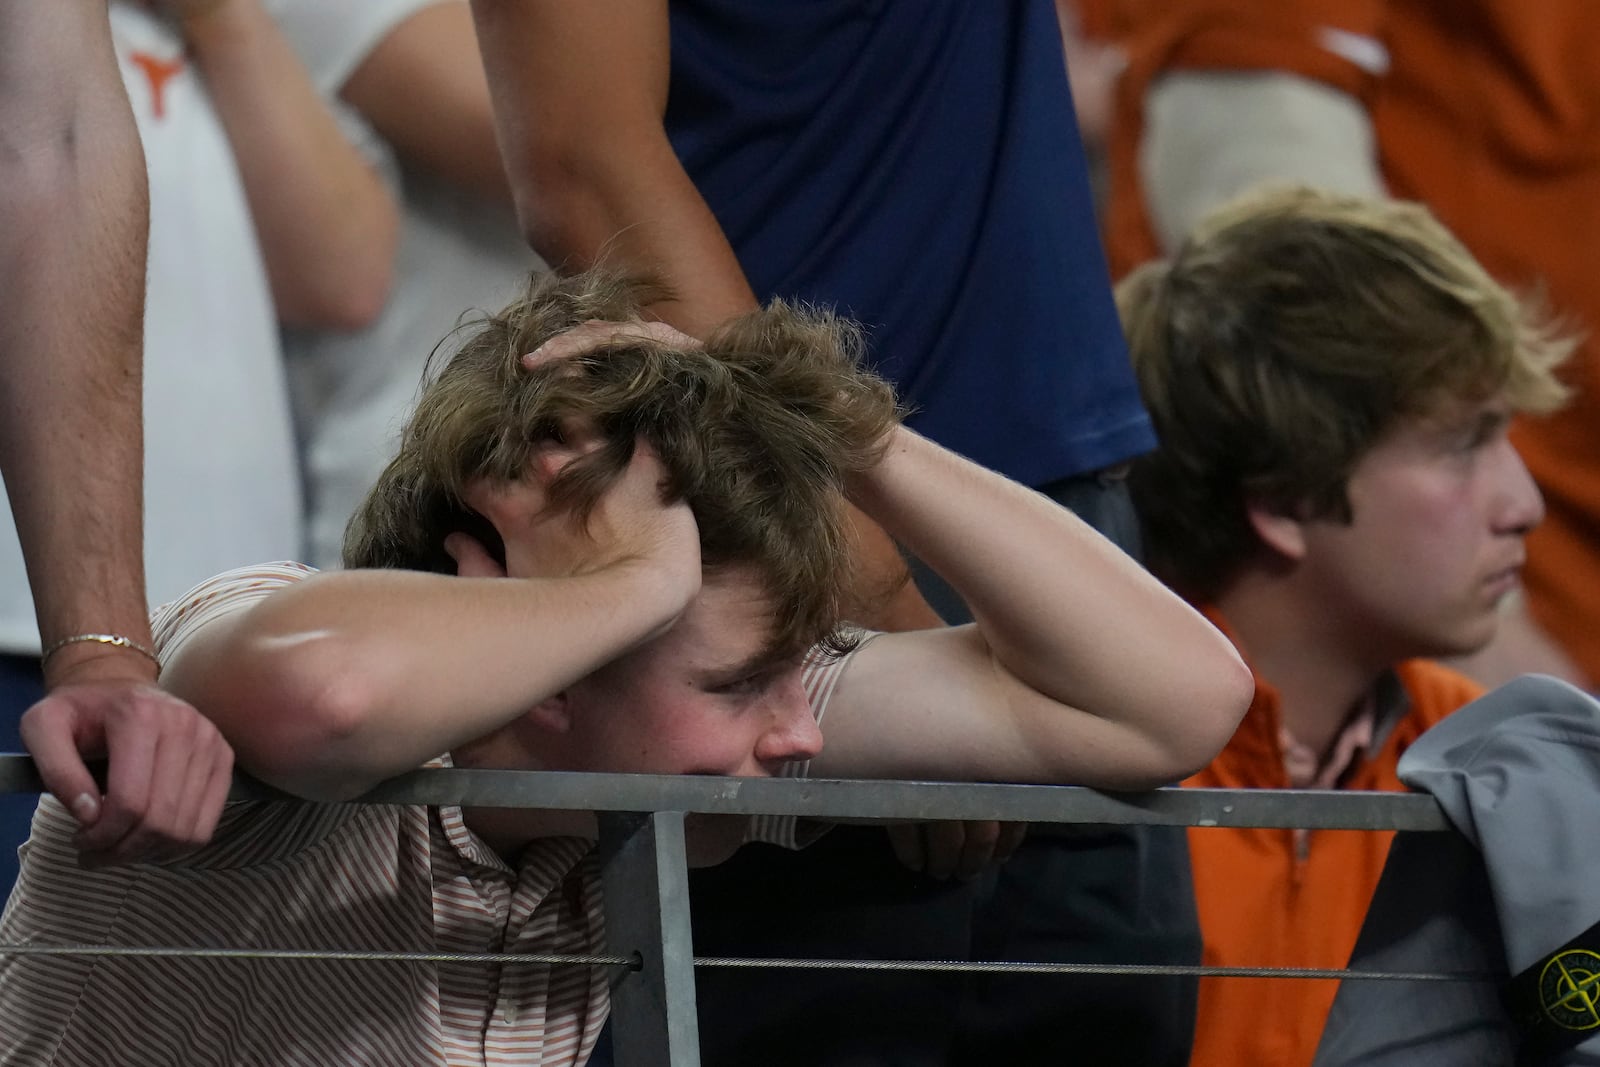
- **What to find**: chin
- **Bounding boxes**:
[683,814,749,867]
[1413,626,1494,664]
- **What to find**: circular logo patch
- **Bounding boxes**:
[1539,949,1600,1031]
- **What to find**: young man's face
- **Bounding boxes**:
[560,567,825,779]
[1297,394,1543,661]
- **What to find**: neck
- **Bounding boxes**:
[463,807,598,860]
[1214,568,1390,760]
[452,727,596,859]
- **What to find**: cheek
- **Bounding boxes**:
[1356,477,1475,561]
[655,709,766,775]
[597,692,763,776]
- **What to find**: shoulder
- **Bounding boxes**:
[152,562,317,664]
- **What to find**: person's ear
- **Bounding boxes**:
[1245,501,1308,563]
[525,692,572,734]
[529,443,571,488]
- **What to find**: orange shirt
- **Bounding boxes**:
[1104,0,1600,682]
[1184,626,1482,1067]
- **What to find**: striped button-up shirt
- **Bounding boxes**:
[0,563,860,1065]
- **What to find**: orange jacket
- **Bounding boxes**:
[1184,628,1482,1067]
[1104,0,1600,682]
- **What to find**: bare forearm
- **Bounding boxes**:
[853,428,1251,771]
[0,4,155,685]
[470,0,755,337]
[534,154,756,337]
[162,565,690,798]
[182,0,397,329]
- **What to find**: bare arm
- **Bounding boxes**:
[471,0,939,632]
[161,565,688,801]
[160,445,701,800]
[339,1,509,204]
[177,0,398,329]
[2,4,232,862]
[469,0,754,337]
[0,3,151,675]
[818,428,1255,790]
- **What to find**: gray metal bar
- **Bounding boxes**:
[0,755,1453,831]
[691,957,1496,983]
[598,811,701,1067]
[0,942,1495,984]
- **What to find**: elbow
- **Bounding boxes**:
[516,174,579,267]
[1087,641,1254,792]
[511,138,610,267]
[1159,643,1255,784]
[321,259,394,332]
[274,243,396,333]
[272,187,401,331]
[231,643,388,802]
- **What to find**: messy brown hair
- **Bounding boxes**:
[1121,186,1574,600]
[344,270,902,662]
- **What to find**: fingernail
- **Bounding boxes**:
[70,793,99,823]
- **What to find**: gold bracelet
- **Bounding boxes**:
[40,633,162,675]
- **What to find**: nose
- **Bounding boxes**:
[752,675,825,768]
[1489,436,1544,536]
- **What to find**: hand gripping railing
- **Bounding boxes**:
[0,755,1466,1065]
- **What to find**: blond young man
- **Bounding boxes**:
[0,272,1250,1066]
[1119,187,1573,1067]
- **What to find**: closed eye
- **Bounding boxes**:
[710,673,769,697]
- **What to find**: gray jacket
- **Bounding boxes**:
[1314,674,1600,1066]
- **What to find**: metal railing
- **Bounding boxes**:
[0,754,1469,1065]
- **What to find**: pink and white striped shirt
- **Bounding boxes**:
[0,563,864,1066]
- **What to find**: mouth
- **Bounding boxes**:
[1482,561,1524,600]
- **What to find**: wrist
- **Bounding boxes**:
[41,644,161,691]
[847,424,913,514]
[608,553,701,628]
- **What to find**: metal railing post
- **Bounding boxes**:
[598,810,701,1067]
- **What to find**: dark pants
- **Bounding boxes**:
[0,654,45,898]
[593,470,1200,1065]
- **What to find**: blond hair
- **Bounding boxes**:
[345,270,902,660]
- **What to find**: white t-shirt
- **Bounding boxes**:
[267,0,544,569]
[0,4,302,652]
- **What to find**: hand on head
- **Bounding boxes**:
[521,318,700,370]
[444,315,706,603]
[20,656,234,867]
[454,432,701,608]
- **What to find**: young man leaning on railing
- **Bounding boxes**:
[0,269,1250,1067]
